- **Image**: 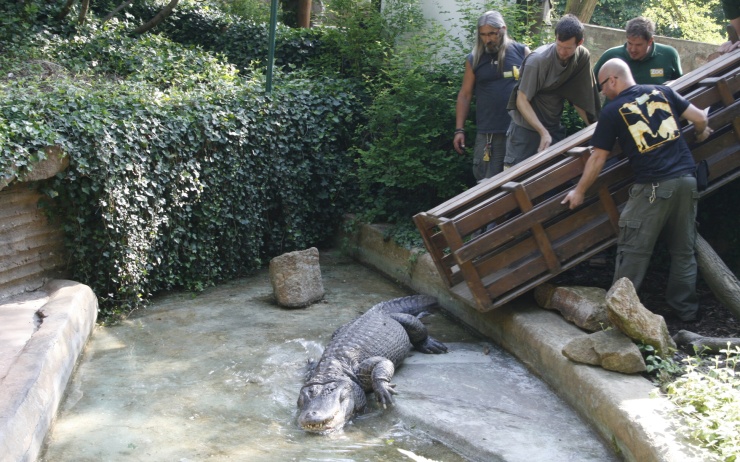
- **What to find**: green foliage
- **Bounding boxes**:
[210,0,273,24]
[644,0,724,44]
[311,3,390,79]
[350,4,473,229]
[353,65,471,225]
[663,346,740,461]
[562,102,587,136]
[586,0,643,29]
[85,0,336,76]
[35,19,240,88]
[1,15,362,320]
[639,343,683,385]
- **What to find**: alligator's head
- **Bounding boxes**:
[297,378,366,434]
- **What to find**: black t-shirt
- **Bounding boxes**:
[591,84,695,183]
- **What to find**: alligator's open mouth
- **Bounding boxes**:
[300,421,339,434]
[299,414,343,434]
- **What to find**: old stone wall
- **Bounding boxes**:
[584,24,720,73]
[0,148,68,299]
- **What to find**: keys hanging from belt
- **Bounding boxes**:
[649,182,659,204]
[483,133,493,162]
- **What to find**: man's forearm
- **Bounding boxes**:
[455,97,471,129]
[574,106,591,126]
[516,91,548,136]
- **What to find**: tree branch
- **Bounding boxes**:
[103,0,135,23]
[132,0,180,35]
[56,0,75,21]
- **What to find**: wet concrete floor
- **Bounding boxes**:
[39,250,618,461]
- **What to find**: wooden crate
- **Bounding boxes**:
[414,51,740,312]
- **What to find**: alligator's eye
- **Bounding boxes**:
[339,384,350,403]
[306,386,318,398]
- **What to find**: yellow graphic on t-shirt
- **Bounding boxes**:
[618,89,680,154]
[650,68,665,78]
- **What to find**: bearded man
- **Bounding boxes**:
[454,10,530,180]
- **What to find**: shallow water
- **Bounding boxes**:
[40,254,473,461]
[39,252,615,461]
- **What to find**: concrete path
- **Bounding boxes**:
[0,281,97,462]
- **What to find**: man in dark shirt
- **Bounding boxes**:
[562,58,712,322]
[454,10,529,179]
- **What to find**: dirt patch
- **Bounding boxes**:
[551,250,740,340]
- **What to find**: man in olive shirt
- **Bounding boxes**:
[593,17,681,100]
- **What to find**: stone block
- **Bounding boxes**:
[606,278,676,358]
[534,283,612,332]
[562,329,646,374]
[269,247,324,308]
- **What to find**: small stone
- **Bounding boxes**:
[269,247,324,308]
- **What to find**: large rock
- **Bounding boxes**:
[606,278,676,357]
[534,283,612,332]
[269,248,324,308]
[562,329,646,374]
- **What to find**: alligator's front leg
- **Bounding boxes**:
[356,357,397,408]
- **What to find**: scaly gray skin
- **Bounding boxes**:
[297,294,448,434]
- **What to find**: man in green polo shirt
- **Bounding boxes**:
[593,17,682,102]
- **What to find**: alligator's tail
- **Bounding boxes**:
[371,294,438,316]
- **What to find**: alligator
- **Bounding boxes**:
[297,294,448,433]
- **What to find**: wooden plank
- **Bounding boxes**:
[506,182,561,272]
[413,213,455,287]
[716,78,735,106]
[439,219,491,310]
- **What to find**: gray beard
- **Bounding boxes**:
[485,44,500,55]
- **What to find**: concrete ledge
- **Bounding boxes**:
[345,222,710,462]
[0,280,97,462]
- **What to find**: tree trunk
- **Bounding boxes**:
[77,0,89,25]
[297,0,311,28]
[564,0,598,24]
[672,330,740,354]
[133,0,179,35]
[696,233,740,321]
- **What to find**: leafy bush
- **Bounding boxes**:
[1,15,363,319]
[353,67,471,226]
[663,346,740,461]
[639,343,684,385]
[212,0,273,24]
[89,0,339,76]
[644,0,724,44]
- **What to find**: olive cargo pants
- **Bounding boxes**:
[613,175,699,321]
